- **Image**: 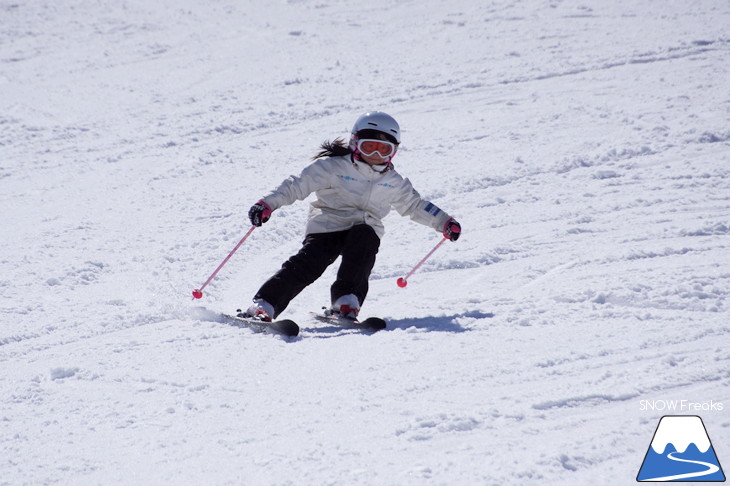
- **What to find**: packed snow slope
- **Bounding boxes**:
[2,1,729,485]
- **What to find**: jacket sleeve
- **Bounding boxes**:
[259,159,332,211]
[390,177,452,233]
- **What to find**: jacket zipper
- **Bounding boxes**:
[360,166,376,224]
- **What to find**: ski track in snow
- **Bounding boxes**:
[1,1,729,485]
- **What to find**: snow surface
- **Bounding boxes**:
[2,0,729,485]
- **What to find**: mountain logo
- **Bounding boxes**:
[637,415,726,482]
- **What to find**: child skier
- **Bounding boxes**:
[243,111,461,321]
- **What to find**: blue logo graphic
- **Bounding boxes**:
[637,415,725,482]
[423,202,442,217]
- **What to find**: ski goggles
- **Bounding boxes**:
[357,139,397,158]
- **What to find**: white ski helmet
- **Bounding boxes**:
[351,111,401,144]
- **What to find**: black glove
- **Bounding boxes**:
[249,200,272,227]
[443,218,461,241]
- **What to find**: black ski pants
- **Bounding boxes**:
[254,224,380,318]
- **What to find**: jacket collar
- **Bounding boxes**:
[350,155,393,174]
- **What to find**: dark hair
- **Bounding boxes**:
[312,137,351,160]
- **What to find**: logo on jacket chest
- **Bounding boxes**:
[335,173,398,196]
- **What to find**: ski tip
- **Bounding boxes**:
[272,319,300,337]
[360,317,387,331]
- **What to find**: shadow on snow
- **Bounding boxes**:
[302,311,494,336]
[386,310,495,333]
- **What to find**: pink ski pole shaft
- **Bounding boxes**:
[192,225,256,299]
[396,237,448,288]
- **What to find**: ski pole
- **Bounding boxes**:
[192,225,257,299]
[397,237,448,288]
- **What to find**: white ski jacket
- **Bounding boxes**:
[260,156,452,239]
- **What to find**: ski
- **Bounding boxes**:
[222,312,300,337]
[311,311,387,332]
